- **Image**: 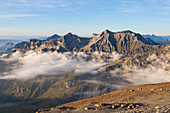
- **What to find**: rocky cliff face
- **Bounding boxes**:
[15,33,90,53]
[81,30,160,55]
[14,30,161,55]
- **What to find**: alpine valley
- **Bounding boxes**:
[0,30,169,113]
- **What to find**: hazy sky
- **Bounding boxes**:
[0,0,170,38]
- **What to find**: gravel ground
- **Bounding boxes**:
[39,82,170,113]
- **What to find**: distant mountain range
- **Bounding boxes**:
[0,39,20,47]
[1,31,170,56]
[0,42,15,55]
[143,34,170,45]
[0,36,46,55]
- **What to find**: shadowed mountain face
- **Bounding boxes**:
[47,34,61,40]
[15,33,90,53]
[14,30,160,55]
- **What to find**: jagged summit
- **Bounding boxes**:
[65,32,74,36]
[14,30,161,55]
[103,29,113,34]
[81,29,160,54]
[52,34,60,37]
[119,30,134,34]
[47,34,61,40]
[29,38,39,42]
[92,33,98,37]
[102,29,134,34]
[63,32,79,38]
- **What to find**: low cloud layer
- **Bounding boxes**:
[0,51,122,79]
[122,54,170,85]
[83,53,170,88]
[0,51,169,88]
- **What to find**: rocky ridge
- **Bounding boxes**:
[14,30,162,55]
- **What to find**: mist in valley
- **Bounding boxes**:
[0,51,169,88]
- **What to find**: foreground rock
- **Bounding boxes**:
[39,82,170,113]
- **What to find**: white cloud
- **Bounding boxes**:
[111,9,141,13]
[0,51,122,79]
[111,53,170,85]
[83,53,170,89]
[0,50,169,90]
[0,14,39,18]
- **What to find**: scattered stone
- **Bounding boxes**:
[120,103,128,108]
[151,89,155,91]
[58,106,75,110]
[94,103,105,107]
[94,103,101,107]
[84,107,89,110]
[43,108,50,111]
[128,104,135,109]
[50,108,54,110]
[155,106,160,109]
[137,88,143,90]
[165,108,170,112]
[112,103,121,109]
[136,105,140,108]
[130,89,135,92]
[36,109,41,113]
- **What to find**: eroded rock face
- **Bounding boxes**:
[15,33,90,53]
[13,30,162,55]
[81,30,160,54]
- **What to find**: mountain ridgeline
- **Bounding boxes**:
[14,30,162,55]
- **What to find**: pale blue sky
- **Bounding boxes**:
[0,0,170,38]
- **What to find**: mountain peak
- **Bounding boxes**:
[29,39,39,42]
[64,32,79,38]
[103,29,112,34]
[47,34,61,40]
[120,30,134,34]
[52,34,60,37]
[66,32,74,36]
[6,42,14,45]
[92,33,98,37]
